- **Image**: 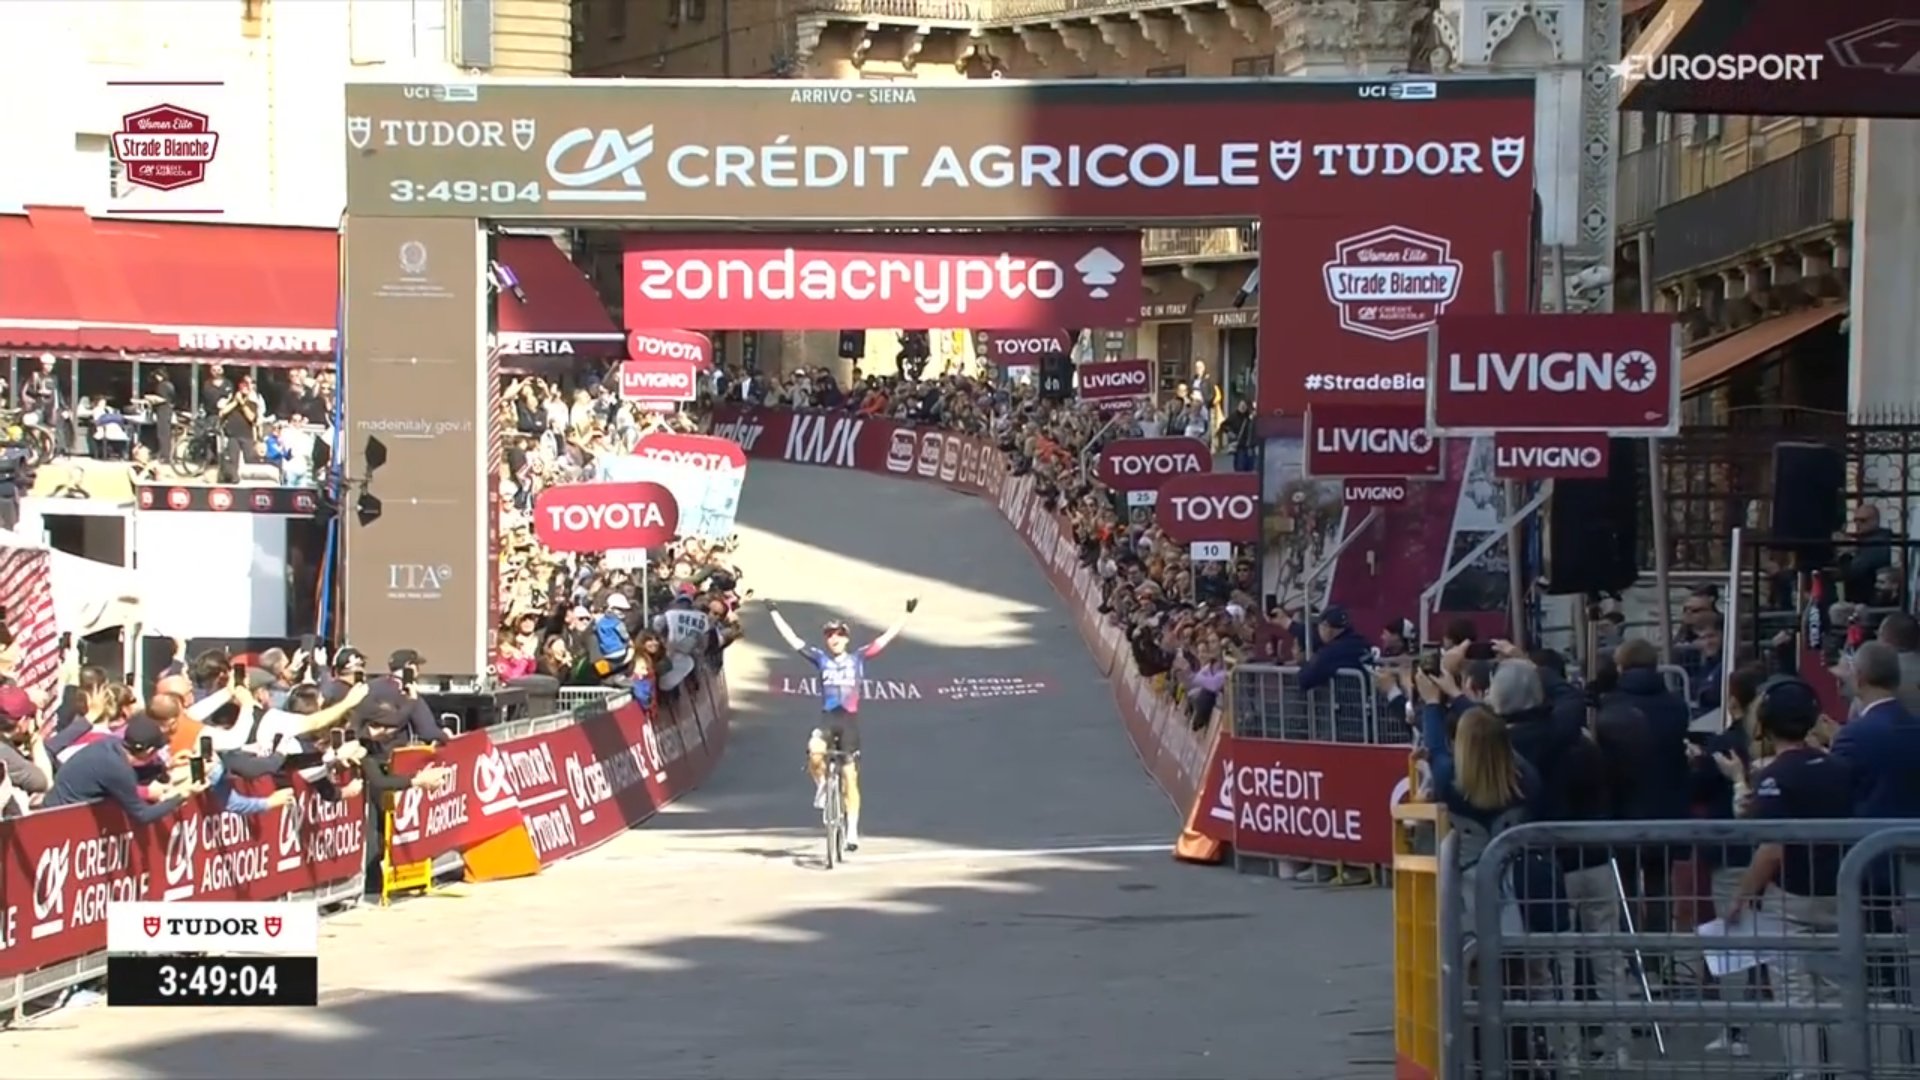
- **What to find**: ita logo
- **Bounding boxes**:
[112,104,220,192]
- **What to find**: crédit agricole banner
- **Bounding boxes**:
[341,79,1535,415]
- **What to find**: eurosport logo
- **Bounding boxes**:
[1429,313,1679,436]
[622,233,1140,329]
[1323,225,1463,343]
[1610,54,1825,83]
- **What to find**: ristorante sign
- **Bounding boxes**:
[343,80,1533,227]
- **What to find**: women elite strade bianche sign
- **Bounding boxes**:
[339,77,1536,673]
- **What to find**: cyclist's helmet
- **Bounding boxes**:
[822,619,850,637]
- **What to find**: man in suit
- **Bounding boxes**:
[1831,642,1920,818]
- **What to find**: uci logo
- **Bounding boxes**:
[165,818,199,887]
[473,750,514,805]
[32,843,71,922]
[278,794,306,858]
[393,787,424,833]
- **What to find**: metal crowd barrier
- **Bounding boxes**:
[1230,663,1409,747]
[1438,819,1920,1079]
[1228,664,1410,887]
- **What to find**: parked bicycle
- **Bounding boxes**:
[819,745,855,869]
[0,409,57,468]
[169,415,222,478]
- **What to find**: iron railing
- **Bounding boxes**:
[1656,406,1920,574]
[1614,136,1696,234]
[1651,135,1854,281]
[1141,223,1260,262]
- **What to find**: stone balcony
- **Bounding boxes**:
[787,0,1429,78]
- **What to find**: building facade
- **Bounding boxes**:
[0,0,572,227]
[574,0,1620,398]
[1614,0,1920,424]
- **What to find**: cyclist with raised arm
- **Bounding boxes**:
[766,597,917,851]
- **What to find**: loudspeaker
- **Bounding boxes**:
[421,685,529,735]
[1037,352,1073,401]
[1770,442,1844,564]
[837,330,866,359]
[1545,438,1641,596]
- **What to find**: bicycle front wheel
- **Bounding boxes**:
[823,777,843,870]
[168,434,210,478]
[25,426,54,468]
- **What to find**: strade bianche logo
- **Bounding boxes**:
[114,104,219,192]
[1323,225,1464,343]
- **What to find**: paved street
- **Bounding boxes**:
[1,462,1393,1079]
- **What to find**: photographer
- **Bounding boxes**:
[350,701,458,853]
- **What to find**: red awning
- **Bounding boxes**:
[0,211,618,363]
[494,235,623,361]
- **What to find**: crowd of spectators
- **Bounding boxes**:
[493,371,747,705]
[725,362,1264,733]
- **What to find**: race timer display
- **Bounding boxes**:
[106,955,319,1007]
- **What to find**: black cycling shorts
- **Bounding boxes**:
[819,710,862,756]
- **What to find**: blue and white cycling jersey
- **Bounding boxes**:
[800,640,886,713]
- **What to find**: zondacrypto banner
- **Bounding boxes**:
[343,80,1534,223]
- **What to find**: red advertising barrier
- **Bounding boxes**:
[0,674,733,983]
[1,775,366,978]
[710,404,1208,811]
[1182,734,1412,866]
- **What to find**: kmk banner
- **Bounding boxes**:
[622,232,1140,330]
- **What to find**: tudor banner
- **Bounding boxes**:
[341,217,489,676]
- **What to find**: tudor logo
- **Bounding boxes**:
[1323,225,1464,343]
[346,116,371,150]
[886,429,915,473]
[512,118,537,153]
[1269,140,1302,181]
[1446,350,1660,395]
[547,126,654,201]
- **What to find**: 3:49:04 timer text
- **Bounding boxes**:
[388,179,542,204]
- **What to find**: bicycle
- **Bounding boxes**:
[819,744,855,869]
[0,410,57,467]
[169,415,221,477]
